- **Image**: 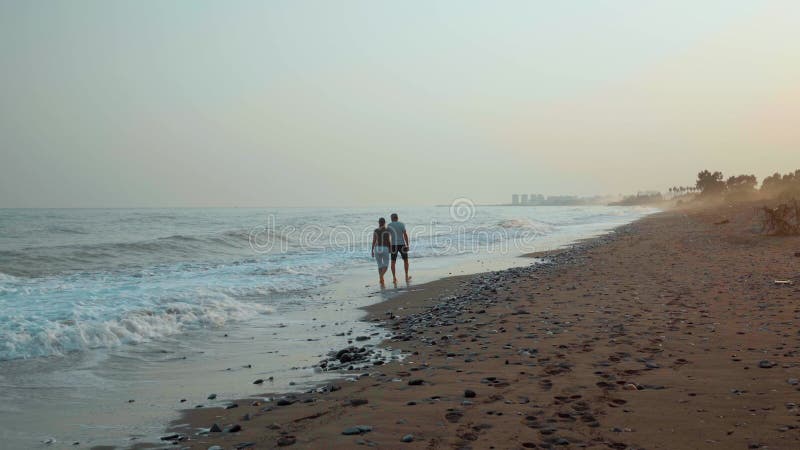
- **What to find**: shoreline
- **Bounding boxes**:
[151,203,800,449]
[0,207,652,450]
[141,214,654,449]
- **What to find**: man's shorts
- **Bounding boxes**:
[390,245,408,261]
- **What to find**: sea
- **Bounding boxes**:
[0,205,654,448]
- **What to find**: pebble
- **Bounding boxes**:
[464,389,476,398]
[758,360,776,369]
[401,434,414,442]
[209,423,222,433]
[342,425,373,435]
[277,436,297,446]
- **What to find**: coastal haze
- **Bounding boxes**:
[2,1,800,208]
[2,2,800,450]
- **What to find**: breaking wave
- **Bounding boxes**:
[0,294,272,361]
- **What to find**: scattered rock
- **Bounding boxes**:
[464,389,476,398]
[277,397,296,406]
[342,425,373,435]
[401,434,414,443]
[277,436,297,446]
[209,423,222,433]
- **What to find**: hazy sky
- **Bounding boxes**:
[1,1,799,207]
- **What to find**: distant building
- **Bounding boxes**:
[512,194,520,205]
[521,194,529,204]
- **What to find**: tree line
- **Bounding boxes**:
[672,169,800,200]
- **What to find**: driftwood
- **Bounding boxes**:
[760,199,800,235]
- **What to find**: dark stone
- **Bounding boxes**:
[342,425,372,435]
[227,424,242,433]
[277,436,297,446]
[209,423,222,433]
[253,379,264,384]
[207,393,217,400]
[350,399,369,406]
[226,403,239,409]
[464,389,476,398]
[408,379,424,386]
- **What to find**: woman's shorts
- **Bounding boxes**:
[374,246,390,269]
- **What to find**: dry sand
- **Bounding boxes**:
[147,203,800,450]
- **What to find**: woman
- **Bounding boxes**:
[371,217,391,286]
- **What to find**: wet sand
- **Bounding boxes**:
[152,204,800,450]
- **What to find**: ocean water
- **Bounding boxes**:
[0,205,654,447]
[0,206,652,361]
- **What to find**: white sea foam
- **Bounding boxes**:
[0,295,272,360]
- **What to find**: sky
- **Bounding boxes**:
[1,1,799,207]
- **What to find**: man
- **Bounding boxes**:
[387,213,410,283]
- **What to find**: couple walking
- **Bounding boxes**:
[371,213,410,286]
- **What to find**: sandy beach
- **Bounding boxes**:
[138,203,800,450]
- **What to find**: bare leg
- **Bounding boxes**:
[390,260,398,284]
[378,267,386,286]
[404,258,410,281]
